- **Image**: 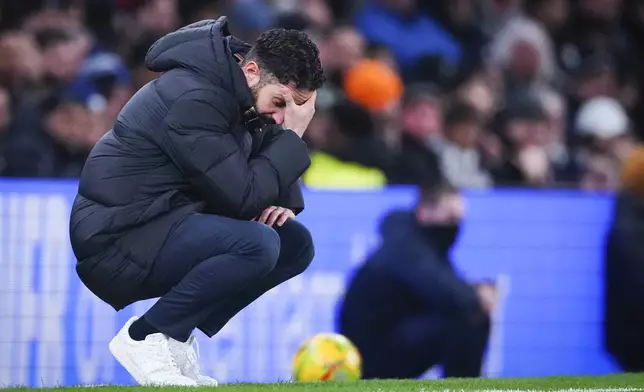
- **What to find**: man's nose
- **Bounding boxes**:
[272,111,285,125]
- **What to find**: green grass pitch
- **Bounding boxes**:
[3,373,644,392]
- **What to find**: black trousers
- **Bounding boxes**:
[138,213,315,342]
[351,313,490,379]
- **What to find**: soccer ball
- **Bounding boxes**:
[292,333,362,382]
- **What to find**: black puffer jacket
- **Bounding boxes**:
[70,18,311,310]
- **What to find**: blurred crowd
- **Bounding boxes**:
[0,0,642,190]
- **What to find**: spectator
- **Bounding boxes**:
[579,153,620,190]
[575,96,634,163]
[322,26,366,86]
[566,53,619,132]
[490,0,569,87]
[0,32,44,94]
[492,90,553,186]
[3,93,99,178]
[454,71,500,123]
[387,84,443,186]
[338,183,493,379]
[439,101,492,188]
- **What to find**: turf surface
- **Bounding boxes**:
[3,373,644,391]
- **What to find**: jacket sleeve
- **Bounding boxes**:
[256,124,305,215]
[275,181,305,215]
[159,89,311,219]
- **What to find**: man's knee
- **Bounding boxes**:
[239,222,281,276]
[278,219,315,274]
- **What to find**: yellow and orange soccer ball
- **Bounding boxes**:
[292,333,362,382]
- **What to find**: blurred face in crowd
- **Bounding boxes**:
[47,103,106,151]
[593,133,636,162]
[402,98,442,140]
[535,0,569,29]
[457,77,497,119]
[243,61,314,125]
[302,0,333,30]
[42,34,91,82]
[447,0,476,26]
[580,154,620,190]
[506,118,549,148]
[516,145,551,185]
[137,0,178,33]
[508,41,540,82]
[575,71,618,101]
[48,103,91,149]
[327,28,366,72]
[0,33,44,84]
[446,120,481,149]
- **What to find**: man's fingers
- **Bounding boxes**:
[266,208,285,227]
[258,206,277,223]
[276,209,295,226]
[257,206,295,226]
[303,90,317,108]
[282,89,295,107]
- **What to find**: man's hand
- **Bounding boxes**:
[282,89,317,138]
[252,206,295,227]
[474,283,498,315]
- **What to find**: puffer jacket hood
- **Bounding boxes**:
[145,17,254,111]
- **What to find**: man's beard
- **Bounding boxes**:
[249,82,276,125]
[250,83,261,103]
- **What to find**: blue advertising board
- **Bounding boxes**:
[0,180,620,386]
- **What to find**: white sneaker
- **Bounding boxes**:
[168,336,219,386]
[109,317,197,386]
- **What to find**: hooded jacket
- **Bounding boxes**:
[70,18,311,310]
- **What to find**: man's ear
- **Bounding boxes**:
[242,61,261,86]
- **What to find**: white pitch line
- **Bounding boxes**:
[415,389,644,392]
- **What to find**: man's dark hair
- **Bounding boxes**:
[246,28,325,91]
[418,182,458,206]
[444,101,481,127]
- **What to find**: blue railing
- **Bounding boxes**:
[0,181,619,386]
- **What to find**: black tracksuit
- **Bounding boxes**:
[338,211,489,379]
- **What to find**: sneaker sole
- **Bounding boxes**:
[109,337,150,386]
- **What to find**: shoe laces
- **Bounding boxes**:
[147,339,182,376]
[184,336,202,373]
